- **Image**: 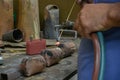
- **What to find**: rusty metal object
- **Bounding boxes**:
[58,29,77,40]
[1,68,21,80]
[20,56,46,76]
[58,41,76,58]
[44,5,59,39]
[54,20,77,41]
[2,29,23,43]
[0,0,13,39]
[26,39,46,55]
[41,47,63,66]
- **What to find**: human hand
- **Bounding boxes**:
[74,3,114,38]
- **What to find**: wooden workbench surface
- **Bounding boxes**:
[0,51,77,80]
[0,39,80,80]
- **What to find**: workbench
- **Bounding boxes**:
[0,39,80,80]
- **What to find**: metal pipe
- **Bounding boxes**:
[2,29,23,43]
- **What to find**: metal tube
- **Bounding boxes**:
[2,29,23,43]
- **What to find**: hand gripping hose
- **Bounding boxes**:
[66,0,105,79]
[92,32,105,80]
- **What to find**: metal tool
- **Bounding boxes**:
[55,20,77,41]
[58,29,77,40]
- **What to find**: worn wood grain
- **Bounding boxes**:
[18,0,40,41]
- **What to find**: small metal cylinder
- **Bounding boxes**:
[2,29,23,43]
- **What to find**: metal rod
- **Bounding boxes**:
[66,0,76,21]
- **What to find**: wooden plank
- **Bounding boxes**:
[18,0,40,41]
[3,39,57,47]
[3,41,26,48]
[0,0,13,39]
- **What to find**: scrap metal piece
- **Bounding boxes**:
[58,29,77,40]
[2,29,23,43]
[58,41,76,58]
[55,21,77,41]
[44,5,59,39]
[40,47,63,66]
[1,68,21,80]
[20,56,46,76]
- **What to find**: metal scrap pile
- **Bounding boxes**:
[19,41,76,77]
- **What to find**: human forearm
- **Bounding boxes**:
[109,3,120,26]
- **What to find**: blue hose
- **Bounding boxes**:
[97,32,105,80]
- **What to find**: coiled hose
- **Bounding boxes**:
[92,32,105,80]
